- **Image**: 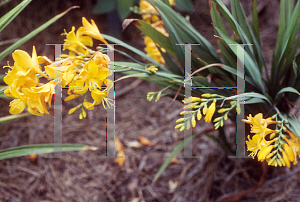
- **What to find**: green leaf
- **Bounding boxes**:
[148,0,221,64]
[115,73,148,81]
[0,113,31,125]
[281,114,300,140]
[0,0,12,7]
[0,144,94,160]
[0,6,79,61]
[0,38,20,47]
[102,34,170,73]
[214,27,265,94]
[155,6,185,72]
[135,20,176,57]
[216,39,235,67]
[0,74,5,83]
[271,0,300,95]
[210,1,228,37]
[153,133,202,183]
[225,92,272,105]
[275,87,300,101]
[0,85,8,95]
[175,0,193,11]
[115,61,184,92]
[251,0,260,47]
[92,0,116,14]
[244,97,267,104]
[117,0,134,20]
[156,45,182,75]
[214,0,266,76]
[161,0,171,6]
[0,0,32,32]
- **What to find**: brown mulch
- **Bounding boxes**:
[1,0,300,201]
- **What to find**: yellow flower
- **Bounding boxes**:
[4,67,39,99]
[243,113,277,138]
[284,130,300,165]
[3,47,50,101]
[63,26,93,56]
[9,99,26,114]
[204,100,216,123]
[22,80,55,116]
[11,46,48,78]
[81,17,108,44]
[169,0,175,6]
[246,134,275,159]
[243,113,277,127]
[83,89,108,110]
[83,101,95,110]
[91,88,108,105]
[90,51,110,69]
[257,145,274,162]
[282,143,295,163]
[45,57,83,87]
[140,0,160,24]
[144,36,165,64]
[281,149,291,168]
[140,0,175,23]
[145,65,158,73]
[68,59,112,95]
[246,134,262,157]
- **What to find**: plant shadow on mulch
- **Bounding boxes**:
[1,0,300,201]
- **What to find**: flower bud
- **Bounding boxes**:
[201,94,211,98]
[202,104,208,115]
[197,110,202,120]
[156,91,161,101]
[68,105,81,115]
[147,92,155,101]
[236,104,241,115]
[218,108,229,113]
[176,118,185,123]
[175,124,183,129]
[213,117,222,122]
[192,119,196,128]
[180,126,185,131]
[180,111,191,115]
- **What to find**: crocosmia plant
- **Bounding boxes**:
[1,0,300,181]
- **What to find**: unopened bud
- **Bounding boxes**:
[201,94,211,98]
[68,105,81,115]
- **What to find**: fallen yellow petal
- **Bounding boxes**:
[138,136,156,146]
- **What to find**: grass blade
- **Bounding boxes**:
[0,113,31,125]
[0,6,79,61]
[0,144,96,160]
[0,0,32,32]
[153,133,202,183]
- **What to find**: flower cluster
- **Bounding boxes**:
[3,17,113,118]
[175,94,240,131]
[4,46,54,116]
[139,0,175,65]
[244,113,300,167]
